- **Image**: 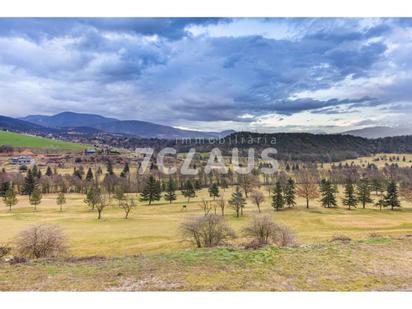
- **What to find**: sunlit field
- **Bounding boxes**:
[1,186,412,256]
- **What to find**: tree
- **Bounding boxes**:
[85,168,94,182]
[3,188,17,211]
[96,193,110,220]
[200,199,212,216]
[215,196,226,216]
[181,180,196,203]
[208,183,220,200]
[140,176,161,205]
[119,196,136,219]
[164,178,176,204]
[239,174,257,198]
[320,179,337,208]
[371,178,384,195]
[272,182,284,211]
[342,179,357,210]
[56,192,66,212]
[296,170,319,208]
[229,186,246,217]
[120,162,129,178]
[249,190,265,213]
[45,166,53,177]
[181,214,235,248]
[29,187,42,211]
[106,160,114,176]
[284,178,296,208]
[0,180,10,197]
[84,186,101,210]
[22,169,36,195]
[356,178,373,209]
[384,180,401,210]
[114,186,126,207]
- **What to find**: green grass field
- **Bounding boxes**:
[0,131,88,150]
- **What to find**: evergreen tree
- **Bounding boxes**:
[106,160,114,176]
[29,187,42,211]
[208,183,220,200]
[0,180,10,197]
[84,186,101,210]
[194,179,202,191]
[3,188,17,211]
[272,181,284,211]
[229,186,246,217]
[356,178,373,208]
[22,169,36,195]
[320,179,337,208]
[114,186,126,207]
[164,178,177,204]
[45,166,53,177]
[284,178,296,208]
[140,176,161,205]
[120,162,129,178]
[342,179,358,210]
[384,180,401,210]
[73,168,83,180]
[56,192,66,212]
[181,180,196,203]
[371,179,384,195]
[86,167,94,182]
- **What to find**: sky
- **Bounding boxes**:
[0,18,412,133]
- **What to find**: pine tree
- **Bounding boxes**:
[22,169,36,195]
[86,168,94,182]
[229,186,246,217]
[120,162,129,178]
[56,192,66,212]
[320,179,337,208]
[164,178,177,204]
[3,188,17,211]
[84,186,101,210]
[384,180,401,210]
[272,181,284,211]
[356,178,373,208]
[29,187,42,211]
[181,180,196,203]
[140,176,161,205]
[0,181,10,197]
[284,178,296,208]
[106,160,114,176]
[208,183,220,200]
[342,179,358,210]
[45,166,53,177]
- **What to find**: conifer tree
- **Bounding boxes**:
[56,192,66,212]
[45,166,53,177]
[120,162,129,178]
[3,188,17,211]
[106,160,114,176]
[29,187,42,211]
[284,178,296,208]
[272,181,284,211]
[181,180,196,203]
[384,180,401,210]
[86,168,94,182]
[229,186,246,217]
[140,176,161,205]
[208,183,220,200]
[342,179,357,210]
[356,178,373,208]
[22,169,36,195]
[320,179,337,208]
[164,178,177,204]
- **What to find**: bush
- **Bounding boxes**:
[181,214,235,248]
[330,234,352,242]
[15,224,68,259]
[0,244,11,258]
[243,214,295,248]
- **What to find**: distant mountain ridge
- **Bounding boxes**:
[342,126,412,138]
[20,112,235,139]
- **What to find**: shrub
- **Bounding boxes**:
[15,224,68,259]
[243,214,295,248]
[330,234,352,242]
[181,214,235,248]
[0,244,11,258]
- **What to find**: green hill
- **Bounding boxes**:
[0,130,88,150]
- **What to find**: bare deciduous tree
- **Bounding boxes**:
[119,196,136,219]
[249,190,265,213]
[296,170,320,208]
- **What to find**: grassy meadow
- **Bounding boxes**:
[0,131,88,150]
[1,186,412,256]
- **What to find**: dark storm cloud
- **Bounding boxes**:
[0,17,411,130]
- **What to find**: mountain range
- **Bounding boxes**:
[341,126,412,139]
[16,112,234,139]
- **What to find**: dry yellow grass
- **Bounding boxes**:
[1,186,411,256]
